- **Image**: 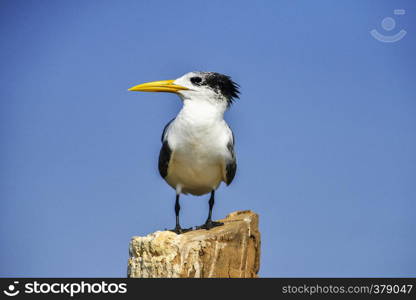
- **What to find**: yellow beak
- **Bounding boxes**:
[128,80,188,93]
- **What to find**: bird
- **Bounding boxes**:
[128,72,239,234]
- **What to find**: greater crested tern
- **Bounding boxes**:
[129,72,239,234]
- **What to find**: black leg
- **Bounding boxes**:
[207,190,215,222]
[196,190,224,230]
[169,194,192,234]
[175,194,180,229]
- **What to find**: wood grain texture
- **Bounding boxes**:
[128,210,260,278]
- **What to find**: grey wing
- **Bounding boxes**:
[158,119,175,178]
[225,126,237,185]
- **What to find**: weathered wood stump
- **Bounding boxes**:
[128,210,260,278]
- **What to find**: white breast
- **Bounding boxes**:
[164,100,232,195]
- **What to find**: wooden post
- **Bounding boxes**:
[128,210,260,278]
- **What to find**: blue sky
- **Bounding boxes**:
[1,0,415,277]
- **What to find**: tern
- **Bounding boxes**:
[129,72,239,234]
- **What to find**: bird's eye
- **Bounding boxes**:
[190,77,202,85]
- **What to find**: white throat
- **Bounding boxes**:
[177,95,227,125]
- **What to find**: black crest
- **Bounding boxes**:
[203,72,240,106]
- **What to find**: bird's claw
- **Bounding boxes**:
[196,220,224,230]
[168,226,193,235]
